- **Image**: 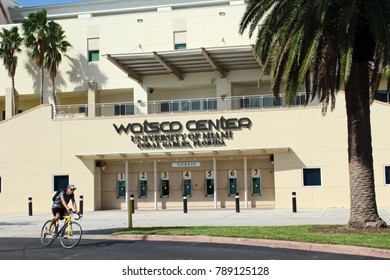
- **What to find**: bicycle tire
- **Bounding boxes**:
[40,220,55,246]
[60,221,82,249]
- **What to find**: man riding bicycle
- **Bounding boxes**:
[46,184,79,235]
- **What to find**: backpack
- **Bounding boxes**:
[52,190,62,202]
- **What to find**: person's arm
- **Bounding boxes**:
[72,197,78,213]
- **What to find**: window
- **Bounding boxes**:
[88,50,99,62]
[385,166,390,185]
[53,175,69,192]
[302,168,322,187]
[0,176,2,193]
[88,38,100,62]
[115,104,134,116]
[203,99,217,110]
[174,31,187,50]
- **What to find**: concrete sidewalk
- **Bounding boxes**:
[1,208,390,258]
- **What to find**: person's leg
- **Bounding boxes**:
[46,211,61,234]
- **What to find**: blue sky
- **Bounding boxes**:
[16,0,90,7]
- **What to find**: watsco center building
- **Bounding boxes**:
[0,0,389,213]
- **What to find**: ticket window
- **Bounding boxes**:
[252,169,261,196]
[183,171,192,197]
[228,169,238,196]
[205,170,214,197]
[117,173,126,199]
[138,172,147,198]
[160,171,169,198]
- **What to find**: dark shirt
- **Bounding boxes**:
[52,190,74,209]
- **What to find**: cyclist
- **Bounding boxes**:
[46,184,79,235]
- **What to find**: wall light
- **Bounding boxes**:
[219,12,226,16]
[137,18,143,23]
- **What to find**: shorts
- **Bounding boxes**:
[52,207,67,219]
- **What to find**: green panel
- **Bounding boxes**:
[228,178,238,196]
[139,180,147,198]
[183,179,192,197]
[161,180,169,197]
[117,181,126,198]
[252,177,261,196]
[205,179,214,196]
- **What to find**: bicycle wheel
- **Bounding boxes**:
[40,220,55,246]
[60,221,82,249]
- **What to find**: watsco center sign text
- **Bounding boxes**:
[113,116,252,150]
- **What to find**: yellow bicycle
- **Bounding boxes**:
[40,210,83,249]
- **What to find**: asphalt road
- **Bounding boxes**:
[0,237,382,260]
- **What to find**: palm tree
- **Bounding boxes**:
[240,0,389,228]
[44,21,72,114]
[22,9,49,105]
[0,26,22,116]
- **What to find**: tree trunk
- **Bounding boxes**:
[40,66,44,104]
[345,60,387,229]
[52,77,58,115]
[12,76,16,116]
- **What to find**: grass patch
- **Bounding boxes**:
[113,225,390,250]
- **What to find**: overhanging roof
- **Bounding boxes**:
[106,45,261,83]
[75,147,290,161]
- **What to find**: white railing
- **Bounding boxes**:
[53,93,318,119]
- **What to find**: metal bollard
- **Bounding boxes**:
[183,195,188,213]
[292,192,297,213]
[130,194,135,214]
[235,193,240,213]
[79,195,84,215]
[28,197,33,216]
[128,196,133,228]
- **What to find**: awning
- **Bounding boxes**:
[75,147,290,161]
[106,45,261,83]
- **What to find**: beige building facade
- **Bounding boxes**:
[0,0,389,213]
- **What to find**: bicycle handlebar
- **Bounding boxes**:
[68,210,82,220]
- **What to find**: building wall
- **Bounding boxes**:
[1,94,390,213]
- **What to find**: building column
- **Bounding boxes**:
[244,156,248,208]
[213,157,218,209]
[88,81,100,117]
[154,160,158,210]
[125,159,129,210]
[216,78,232,110]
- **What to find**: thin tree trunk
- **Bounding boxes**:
[52,77,57,115]
[40,66,44,104]
[12,76,16,116]
[345,60,387,229]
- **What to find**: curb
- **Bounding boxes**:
[108,234,390,259]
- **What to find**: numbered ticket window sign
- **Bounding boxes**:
[205,170,214,179]
[161,171,169,180]
[160,171,169,198]
[252,169,261,178]
[183,170,192,180]
[117,173,125,181]
[228,169,238,196]
[183,171,192,197]
[139,172,147,181]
